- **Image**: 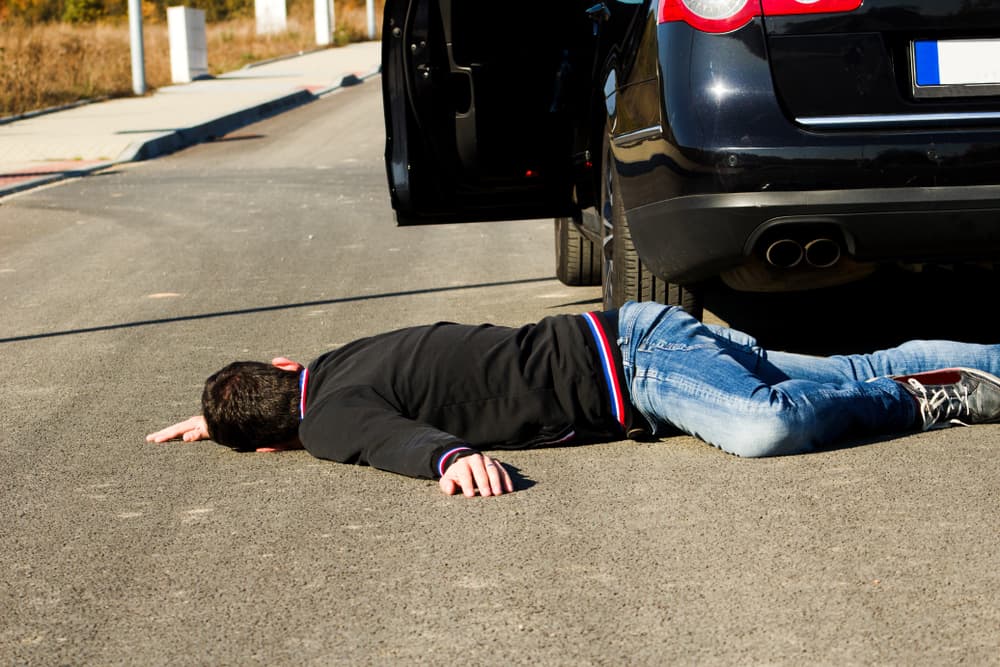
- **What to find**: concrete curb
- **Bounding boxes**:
[118,88,317,162]
[0,161,117,198]
[121,66,381,163]
[0,66,381,199]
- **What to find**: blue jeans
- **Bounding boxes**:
[618,301,1000,457]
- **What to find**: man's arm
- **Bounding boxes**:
[304,389,517,496]
[146,414,515,496]
[146,417,298,452]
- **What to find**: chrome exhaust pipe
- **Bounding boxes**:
[765,239,803,269]
[804,238,841,268]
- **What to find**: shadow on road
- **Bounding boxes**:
[0,276,556,344]
[704,264,1000,354]
[8,263,995,355]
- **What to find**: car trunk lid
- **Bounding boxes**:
[761,0,1000,127]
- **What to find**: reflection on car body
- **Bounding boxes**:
[381,0,1000,320]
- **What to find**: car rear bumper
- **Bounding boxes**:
[615,19,1000,287]
[627,184,1000,284]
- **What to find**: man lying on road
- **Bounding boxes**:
[148,301,1000,498]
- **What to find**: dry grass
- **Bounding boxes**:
[0,1,382,117]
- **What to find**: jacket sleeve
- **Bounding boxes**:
[298,384,476,480]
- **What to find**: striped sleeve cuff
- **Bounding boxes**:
[437,446,476,477]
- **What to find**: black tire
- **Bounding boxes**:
[555,216,602,286]
[600,144,703,320]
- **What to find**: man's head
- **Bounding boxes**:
[201,360,302,451]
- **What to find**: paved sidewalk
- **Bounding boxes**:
[0,40,381,197]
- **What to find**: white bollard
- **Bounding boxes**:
[167,6,208,84]
[255,0,288,35]
[315,0,335,46]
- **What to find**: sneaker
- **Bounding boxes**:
[893,367,1000,430]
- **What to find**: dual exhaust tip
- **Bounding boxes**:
[764,237,842,269]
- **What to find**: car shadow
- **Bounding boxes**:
[702,264,1000,354]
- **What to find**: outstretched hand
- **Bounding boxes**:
[439,453,515,497]
[147,416,513,494]
[145,415,301,453]
[146,357,303,447]
[146,415,209,443]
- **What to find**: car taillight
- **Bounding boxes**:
[761,0,862,16]
[658,0,861,33]
[658,0,761,34]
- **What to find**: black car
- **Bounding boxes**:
[381,0,1000,320]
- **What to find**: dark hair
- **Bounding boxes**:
[201,361,301,451]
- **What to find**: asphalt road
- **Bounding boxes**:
[2,80,998,666]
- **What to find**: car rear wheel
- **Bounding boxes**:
[555,216,601,286]
[601,151,704,320]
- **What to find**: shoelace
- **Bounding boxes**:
[907,378,971,426]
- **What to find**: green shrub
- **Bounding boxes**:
[62,0,104,22]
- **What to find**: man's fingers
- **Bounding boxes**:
[469,456,494,497]
[473,455,516,496]
[146,424,185,442]
[483,457,506,496]
[438,462,477,497]
[439,454,515,497]
[492,459,514,494]
[452,463,477,498]
[146,416,208,443]
[182,428,206,442]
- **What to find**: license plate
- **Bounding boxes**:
[912,39,1000,98]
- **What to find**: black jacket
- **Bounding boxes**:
[298,311,642,479]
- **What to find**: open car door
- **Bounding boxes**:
[382,0,600,224]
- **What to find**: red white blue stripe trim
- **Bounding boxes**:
[540,430,576,446]
[582,312,626,428]
[437,446,474,477]
[299,368,309,420]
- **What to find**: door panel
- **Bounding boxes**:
[382,0,600,224]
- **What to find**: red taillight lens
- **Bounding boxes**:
[761,0,862,15]
[658,0,861,33]
[658,0,761,34]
